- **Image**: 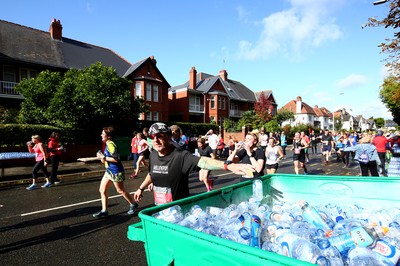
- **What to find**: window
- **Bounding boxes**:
[20,68,37,80]
[210,96,215,109]
[135,82,142,98]
[146,112,152,121]
[153,85,159,102]
[222,97,226,110]
[210,116,215,123]
[3,66,16,82]
[153,111,159,121]
[146,84,152,101]
[189,95,201,111]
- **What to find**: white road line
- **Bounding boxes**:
[21,172,232,217]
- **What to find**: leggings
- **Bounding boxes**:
[32,159,50,180]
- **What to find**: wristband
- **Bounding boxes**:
[224,160,232,171]
[138,187,144,191]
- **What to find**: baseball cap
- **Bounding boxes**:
[149,122,171,136]
[377,130,383,136]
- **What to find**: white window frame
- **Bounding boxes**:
[189,95,201,111]
[146,84,152,101]
[135,82,142,98]
[153,111,159,121]
[20,68,37,81]
[153,85,159,102]
[210,96,215,109]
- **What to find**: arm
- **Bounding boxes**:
[277,147,284,161]
[134,173,153,202]
[197,157,255,176]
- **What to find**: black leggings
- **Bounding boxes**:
[359,161,379,176]
[32,159,50,180]
[50,155,60,183]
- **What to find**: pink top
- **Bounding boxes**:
[33,144,45,162]
[138,139,148,154]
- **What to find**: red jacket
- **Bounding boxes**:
[372,135,388,153]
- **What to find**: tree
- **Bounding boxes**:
[235,110,263,131]
[380,75,400,124]
[254,91,272,122]
[374,117,385,128]
[334,116,343,132]
[15,63,145,135]
[364,1,400,122]
[275,109,295,126]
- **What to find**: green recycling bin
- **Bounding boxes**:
[113,137,131,160]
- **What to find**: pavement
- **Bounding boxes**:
[0,159,135,188]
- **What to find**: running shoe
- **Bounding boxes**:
[26,184,38,190]
[93,210,109,218]
[41,182,53,188]
[127,203,138,215]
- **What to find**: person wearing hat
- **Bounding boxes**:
[133,122,255,205]
[372,129,389,176]
[387,131,400,177]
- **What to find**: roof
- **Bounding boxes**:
[169,71,257,102]
[280,99,316,115]
[0,19,131,76]
[123,57,170,87]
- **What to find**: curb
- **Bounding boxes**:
[0,166,135,188]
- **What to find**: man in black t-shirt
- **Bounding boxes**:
[321,130,334,165]
[133,123,254,205]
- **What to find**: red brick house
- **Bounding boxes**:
[123,56,170,122]
[168,67,276,126]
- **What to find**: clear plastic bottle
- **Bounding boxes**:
[328,225,389,255]
[252,179,263,201]
[370,237,400,266]
[347,247,386,266]
[152,205,183,223]
[317,239,344,266]
[299,201,334,236]
[277,233,328,264]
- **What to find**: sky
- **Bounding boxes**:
[2,0,395,120]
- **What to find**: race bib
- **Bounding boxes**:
[153,186,173,205]
[294,148,301,154]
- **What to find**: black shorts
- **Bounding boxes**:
[266,163,279,170]
[293,153,306,163]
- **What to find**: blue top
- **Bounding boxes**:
[104,140,124,174]
[344,143,381,165]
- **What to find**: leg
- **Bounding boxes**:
[369,161,379,177]
[99,175,112,211]
[199,169,211,191]
[114,181,135,205]
[50,155,60,183]
[359,163,369,176]
[293,160,299,174]
[378,152,386,176]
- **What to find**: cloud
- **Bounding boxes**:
[336,74,367,90]
[236,0,343,60]
[355,100,393,119]
[236,5,250,22]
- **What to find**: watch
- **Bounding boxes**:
[224,160,232,170]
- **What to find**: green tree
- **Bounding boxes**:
[275,109,295,126]
[334,116,343,132]
[235,110,263,131]
[380,75,400,124]
[264,119,280,133]
[374,117,385,128]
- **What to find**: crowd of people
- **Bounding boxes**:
[23,123,400,218]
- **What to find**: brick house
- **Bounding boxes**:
[0,18,131,108]
[168,67,276,126]
[123,56,170,122]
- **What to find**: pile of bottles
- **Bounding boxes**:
[152,180,400,265]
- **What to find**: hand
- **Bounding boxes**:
[134,190,143,202]
[228,163,255,177]
[96,151,103,159]
[148,183,154,192]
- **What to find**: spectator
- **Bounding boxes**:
[309,130,318,154]
[133,123,254,205]
[226,132,266,180]
[26,135,51,190]
[132,132,148,178]
[216,134,225,158]
[372,130,389,176]
[387,131,400,177]
[205,129,219,155]
[130,131,139,178]
[321,130,334,165]
[344,135,380,176]
[93,127,138,218]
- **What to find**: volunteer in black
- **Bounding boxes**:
[133,122,254,205]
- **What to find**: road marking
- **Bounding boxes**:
[21,172,232,217]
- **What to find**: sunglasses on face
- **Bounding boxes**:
[150,133,166,140]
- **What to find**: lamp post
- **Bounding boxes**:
[373,0,387,5]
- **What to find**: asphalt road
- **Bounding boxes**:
[0,152,361,265]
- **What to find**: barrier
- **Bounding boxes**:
[0,152,35,177]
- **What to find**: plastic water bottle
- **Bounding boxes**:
[152,205,183,223]
[277,233,328,264]
[347,247,386,266]
[317,239,344,266]
[370,237,400,266]
[250,215,261,248]
[252,179,263,201]
[328,225,389,255]
[299,201,333,236]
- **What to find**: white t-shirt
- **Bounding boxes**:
[207,134,219,150]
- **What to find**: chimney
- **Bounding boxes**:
[49,18,63,40]
[189,67,197,89]
[150,55,157,65]
[296,96,302,114]
[218,69,228,81]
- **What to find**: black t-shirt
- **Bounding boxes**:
[198,144,213,157]
[236,147,266,177]
[321,134,333,147]
[149,146,200,201]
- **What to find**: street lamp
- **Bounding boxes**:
[373,0,387,5]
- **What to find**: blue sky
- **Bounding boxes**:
[3,0,394,119]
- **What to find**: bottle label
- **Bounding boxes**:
[303,207,331,231]
[372,240,400,264]
[349,227,374,247]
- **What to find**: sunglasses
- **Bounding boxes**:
[150,133,166,140]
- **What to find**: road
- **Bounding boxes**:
[0,151,361,265]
